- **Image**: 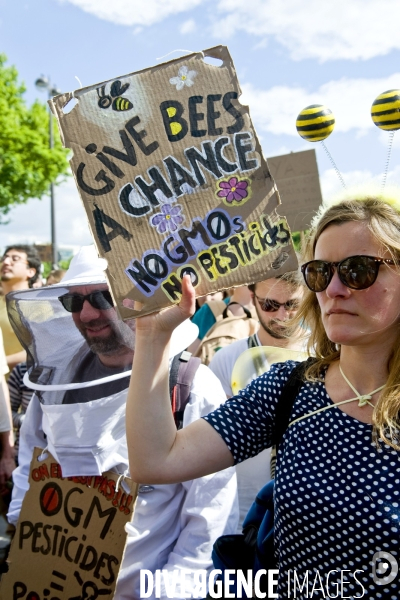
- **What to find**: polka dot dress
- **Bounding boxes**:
[203,361,400,599]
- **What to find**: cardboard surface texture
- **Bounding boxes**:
[51,46,297,319]
[0,448,137,600]
[269,149,323,232]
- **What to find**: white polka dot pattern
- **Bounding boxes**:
[203,361,400,598]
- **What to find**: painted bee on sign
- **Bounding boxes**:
[97,79,133,112]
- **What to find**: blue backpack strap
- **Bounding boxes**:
[274,357,317,447]
[270,358,315,478]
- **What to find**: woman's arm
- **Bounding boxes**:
[126,276,234,484]
[6,350,26,372]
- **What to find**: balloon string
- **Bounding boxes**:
[321,141,346,189]
[382,131,395,192]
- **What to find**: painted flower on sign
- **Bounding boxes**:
[217,177,249,203]
[170,66,197,90]
[150,204,184,234]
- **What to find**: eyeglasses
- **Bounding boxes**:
[301,255,396,293]
[255,296,301,312]
[58,290,114,313]
[1,254,28,264]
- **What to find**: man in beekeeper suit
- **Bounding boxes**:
[7,246,238,599]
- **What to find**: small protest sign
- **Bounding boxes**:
[34,243,53,264]
[0,448,137,600]
[268,149,323,232]
[50,45,297,319]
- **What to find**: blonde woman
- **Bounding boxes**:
[127,194,400,598]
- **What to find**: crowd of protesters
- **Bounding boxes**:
[0,191,399,599]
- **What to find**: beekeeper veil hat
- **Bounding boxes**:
[6,246,198,395]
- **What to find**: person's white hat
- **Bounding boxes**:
[57,246,198,355]
[53,245,108,286]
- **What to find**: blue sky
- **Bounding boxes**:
[1,0,400,250]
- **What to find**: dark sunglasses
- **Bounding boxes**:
[255,296,300,312]
[58,290,114,313]
[301,255,396,293]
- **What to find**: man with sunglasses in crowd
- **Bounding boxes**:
[8,246,238,599]
[209,272,305,396]
[208,272,306,529]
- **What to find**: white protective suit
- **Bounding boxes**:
[7,247,239,600]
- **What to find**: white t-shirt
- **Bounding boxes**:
[0,328,11,432]
[209,334,271,532]
[0,329,9,377]
[209,336,256,396]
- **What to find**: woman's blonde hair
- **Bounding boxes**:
[294,194,400,450]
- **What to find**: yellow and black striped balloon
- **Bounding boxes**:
[371,89,400,131]
[296,104,335,142]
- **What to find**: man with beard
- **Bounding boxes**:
[8,246,238,599]
[208,272,305,529]
[62,283,136,404]
[209,273,305,396]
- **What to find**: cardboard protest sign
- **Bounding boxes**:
[0,448,137,600]
[51,45,297,319]
[268,149,323,232]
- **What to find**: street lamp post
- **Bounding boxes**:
[35,76,62,269]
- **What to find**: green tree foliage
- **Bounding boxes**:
[42,256,72,279]
[291,230,308,252]
[0,54,69,220]
[291,231,302,251]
